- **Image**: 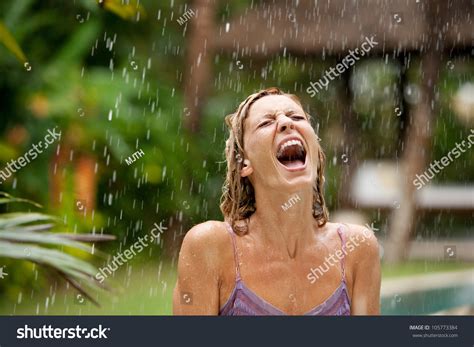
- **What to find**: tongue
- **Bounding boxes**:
[281,159,305,168]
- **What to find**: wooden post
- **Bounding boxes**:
[183,0,216,134]
[384,1,445,262]
[338,69,358,209]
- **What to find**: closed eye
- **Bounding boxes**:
[291,115,306,120]
[258,120,273,127]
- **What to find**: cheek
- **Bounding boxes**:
[307,137,322,173]
[245,131,273,160]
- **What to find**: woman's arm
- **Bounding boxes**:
[347,224,381,315]
[173,222,222,315]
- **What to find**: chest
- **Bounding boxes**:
[220,240,348,315]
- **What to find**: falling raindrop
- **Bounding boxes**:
[404,83,421,104]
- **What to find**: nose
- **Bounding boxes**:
[277,114,295,133]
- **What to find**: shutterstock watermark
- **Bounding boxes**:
[180,292,193,305]
[306,223,375,284]
[413,129,474,190]
[306,35,379,97]
[17,324,109,339]
[0,127,61,184]
[95,221,167,283]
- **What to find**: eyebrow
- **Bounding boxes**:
[259,109,297,118]
[251,109,305,130]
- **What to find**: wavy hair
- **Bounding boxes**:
[220,87,329,234]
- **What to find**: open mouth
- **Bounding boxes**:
[276,138,307,170]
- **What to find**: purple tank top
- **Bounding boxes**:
[219,222,351,315]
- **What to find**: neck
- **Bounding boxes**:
[250,185,316,258]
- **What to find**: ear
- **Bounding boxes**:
[240,159,253,177]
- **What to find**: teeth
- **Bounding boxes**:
[277,139,304,157]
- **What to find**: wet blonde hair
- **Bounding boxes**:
[220,87,329,234]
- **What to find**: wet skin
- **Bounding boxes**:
[173,95,381,315]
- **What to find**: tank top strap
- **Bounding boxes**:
[224,221,241,281]
[336,223,347,281]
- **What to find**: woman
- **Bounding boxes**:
[173,87,381,315]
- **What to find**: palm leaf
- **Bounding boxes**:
[7,223,55,232]
[0,213,56,229]
[57,271,100,307]
[0,242,98,276]
[0,192,115,305]
[0,21,27,63]
[0,192,42,207]
[0,230,109,258]
[99,0,146,21]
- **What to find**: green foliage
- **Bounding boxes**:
[0,21,27,63]
[0,0,472,311]
[0,192,114,305]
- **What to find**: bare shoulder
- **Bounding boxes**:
[175,221,231,314]
[339,222,380,260]
[180,220,231,261]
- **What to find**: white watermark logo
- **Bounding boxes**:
[306,35,378,97]
[124,148,144,166]
[17,324,109,339]
[95,221,167,283]
[0,265,8,279]
[413,129,473,189]
[281,194,301,211]
[0,127,61,184]
[177,8,195,26]
[306,223,376,284]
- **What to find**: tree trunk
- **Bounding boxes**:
[385,54,442,264]
[183,0,216,134]
[338,70,359,209]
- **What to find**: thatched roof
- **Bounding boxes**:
[214,0,473,56]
